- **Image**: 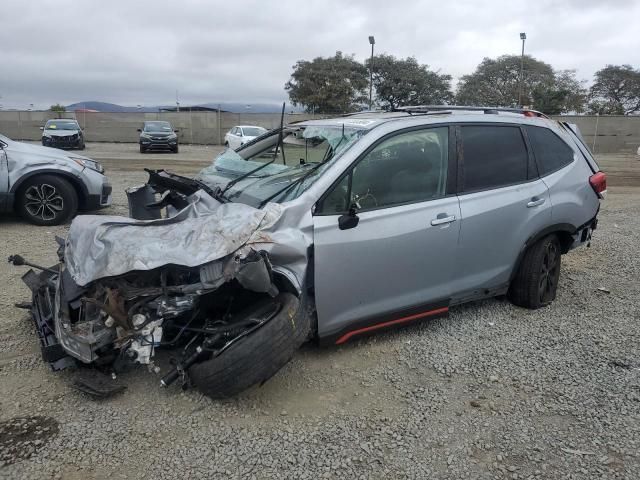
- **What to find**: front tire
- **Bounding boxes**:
[509,234,562,309]
[172,145,179,154]
[189,292,309,398]
[16,175,78,226]
[139,145,146,154]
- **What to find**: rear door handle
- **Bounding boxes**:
[527,197,545,208]
[431,214,456,226]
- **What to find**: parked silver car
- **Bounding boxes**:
[16,107,604,398]
[0,133,111,225]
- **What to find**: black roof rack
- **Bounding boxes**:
[393,105,549,118]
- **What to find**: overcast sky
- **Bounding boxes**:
[1,0,639,109]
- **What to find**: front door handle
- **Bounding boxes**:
[431,214,456,226]
[527,197,545,208]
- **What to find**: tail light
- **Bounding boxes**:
[589,171,607,199]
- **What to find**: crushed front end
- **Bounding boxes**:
[13,170,310,397]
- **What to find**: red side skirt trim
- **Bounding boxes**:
[334,306,449,345]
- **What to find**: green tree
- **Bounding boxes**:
[364,54,453,110]
[285,51,368,113]
[531,70,587,114]
[456,55,555,107]
[588,65,640,115]
[49,104,66,113]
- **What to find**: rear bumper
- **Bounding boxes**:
[568,213,599,251]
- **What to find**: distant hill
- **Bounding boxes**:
[66,101,144,112]
[66,101,303,113]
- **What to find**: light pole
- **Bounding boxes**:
[519,32,526,107]
[368,36,375,110]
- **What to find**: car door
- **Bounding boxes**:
[452,124,551,301]
[313,126,460,343]
[231,128,242,149]
[226,128,236,148]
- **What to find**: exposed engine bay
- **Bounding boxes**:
[12,170,310,396]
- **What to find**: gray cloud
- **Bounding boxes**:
[1,0,638,109]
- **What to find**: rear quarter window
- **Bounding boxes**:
[525,126,575,175]
[460,125,529,192]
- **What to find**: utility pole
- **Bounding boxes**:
[519,32,526,107]
[368,36,375,110]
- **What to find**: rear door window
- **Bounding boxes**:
[526,126,575,175]
[460,125,529,192]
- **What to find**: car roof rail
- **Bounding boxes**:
[393,105,549,119]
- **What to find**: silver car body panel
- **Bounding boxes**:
[313,195,461,338]
[452,179,551,302]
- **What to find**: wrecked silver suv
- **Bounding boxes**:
[13,107,603,398]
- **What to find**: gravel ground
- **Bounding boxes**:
[1,145,639,479]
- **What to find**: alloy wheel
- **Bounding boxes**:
[538,242,559,304]
[24,184,64,222]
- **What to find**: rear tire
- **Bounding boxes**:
[189,292,309,398]
[16,175,78,226]
[509,234,562,309]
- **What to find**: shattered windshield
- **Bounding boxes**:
[196,125,366,208]
[45,120,79,130]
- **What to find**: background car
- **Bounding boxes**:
[224,125,267,149]
[138,121,179,153]
[41,119,85,150]
[0,132,111,225]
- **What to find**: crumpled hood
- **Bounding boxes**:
[44,129,79,137]
[64,191,307,287]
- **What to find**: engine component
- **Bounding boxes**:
[128,319,163,365]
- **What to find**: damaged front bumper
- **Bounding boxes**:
[20,246,282,380]
[13,170,310,393]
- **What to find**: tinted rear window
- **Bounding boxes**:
[526,126,575,175]
[461,126,529,192]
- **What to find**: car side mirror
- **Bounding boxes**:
[40,126,44,131]
[174,129,179,133]
[137,128,142,132]
[338,204,359,230]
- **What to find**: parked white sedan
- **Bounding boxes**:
[224,126,267,149]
